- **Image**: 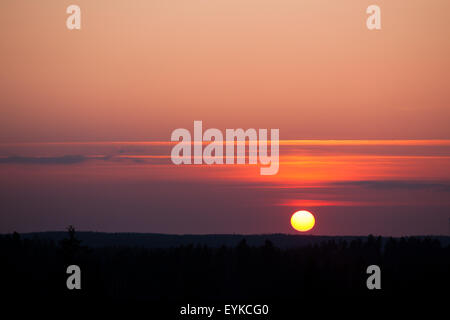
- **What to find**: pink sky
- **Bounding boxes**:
[1,0,449,142]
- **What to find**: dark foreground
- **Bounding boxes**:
[2,230,449,313]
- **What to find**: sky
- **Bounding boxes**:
[1,1,449,235]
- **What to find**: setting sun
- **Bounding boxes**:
[291,210,316,232]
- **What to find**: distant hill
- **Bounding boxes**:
[15,232,450,248]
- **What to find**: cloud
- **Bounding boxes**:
[334,180,450,192]
[0,155,87,165]
[0,154,172,165]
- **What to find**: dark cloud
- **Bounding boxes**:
[0,155,87,165]
[108,156,170,164]
[334,180,450,192]
[0,154,171,165]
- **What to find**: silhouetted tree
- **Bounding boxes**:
[60,225,82,261]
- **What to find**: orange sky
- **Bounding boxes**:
[1,140,450,235]
[1,1,450,235]
[1,0,450,142]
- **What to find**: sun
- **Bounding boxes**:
[291,210,315,232]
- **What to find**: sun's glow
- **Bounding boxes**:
[291,210,315,232]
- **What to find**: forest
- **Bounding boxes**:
[2,227,449,304]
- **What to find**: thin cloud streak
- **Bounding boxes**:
[0,155,87,165]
